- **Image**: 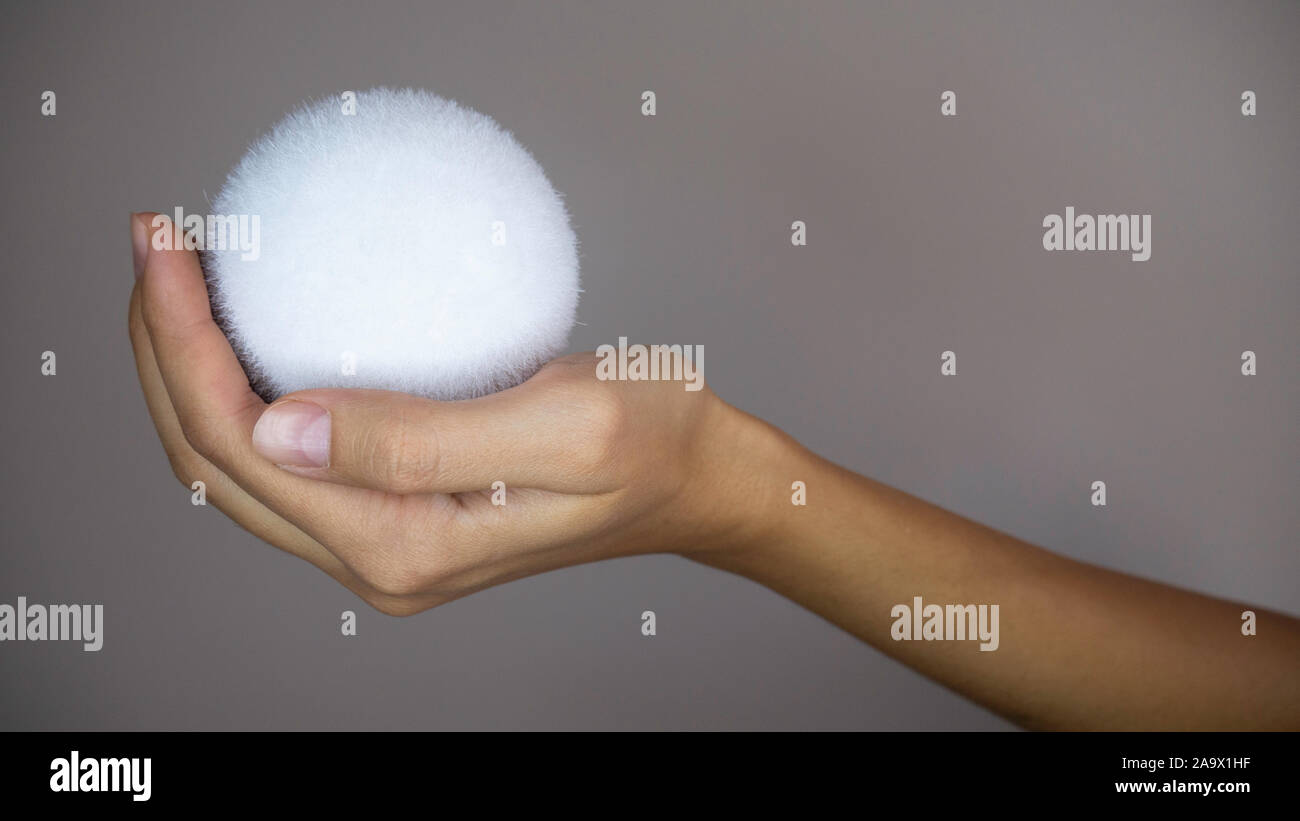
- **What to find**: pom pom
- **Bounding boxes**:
[202,87,579,402]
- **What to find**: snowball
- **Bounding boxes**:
[201,87,580,402]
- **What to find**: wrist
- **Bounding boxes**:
[679,397,814,565]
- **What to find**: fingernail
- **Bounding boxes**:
[253,401,331,467]
[131,212,150,279]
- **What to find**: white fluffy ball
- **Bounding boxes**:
[202,87,580,402]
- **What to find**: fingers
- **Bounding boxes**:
[131,278,446,616]
[130,210,635,613]
[132,213,423,567]
[134,213,265,439]
[250,380,622,495]
[129,212,631,613]
[126,282,391,603]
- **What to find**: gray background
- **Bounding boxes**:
[1,0,1296,730]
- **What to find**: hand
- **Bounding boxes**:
[127,212,780,615]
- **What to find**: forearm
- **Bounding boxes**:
[692,404,1300,730]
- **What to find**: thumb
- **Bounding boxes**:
[249,378,618,495]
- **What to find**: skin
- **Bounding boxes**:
[128,212,1300,730]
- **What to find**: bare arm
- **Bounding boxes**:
[129,211,1300,730]
[693,409,1300,730]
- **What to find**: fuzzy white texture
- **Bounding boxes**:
[204,87,579,401]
